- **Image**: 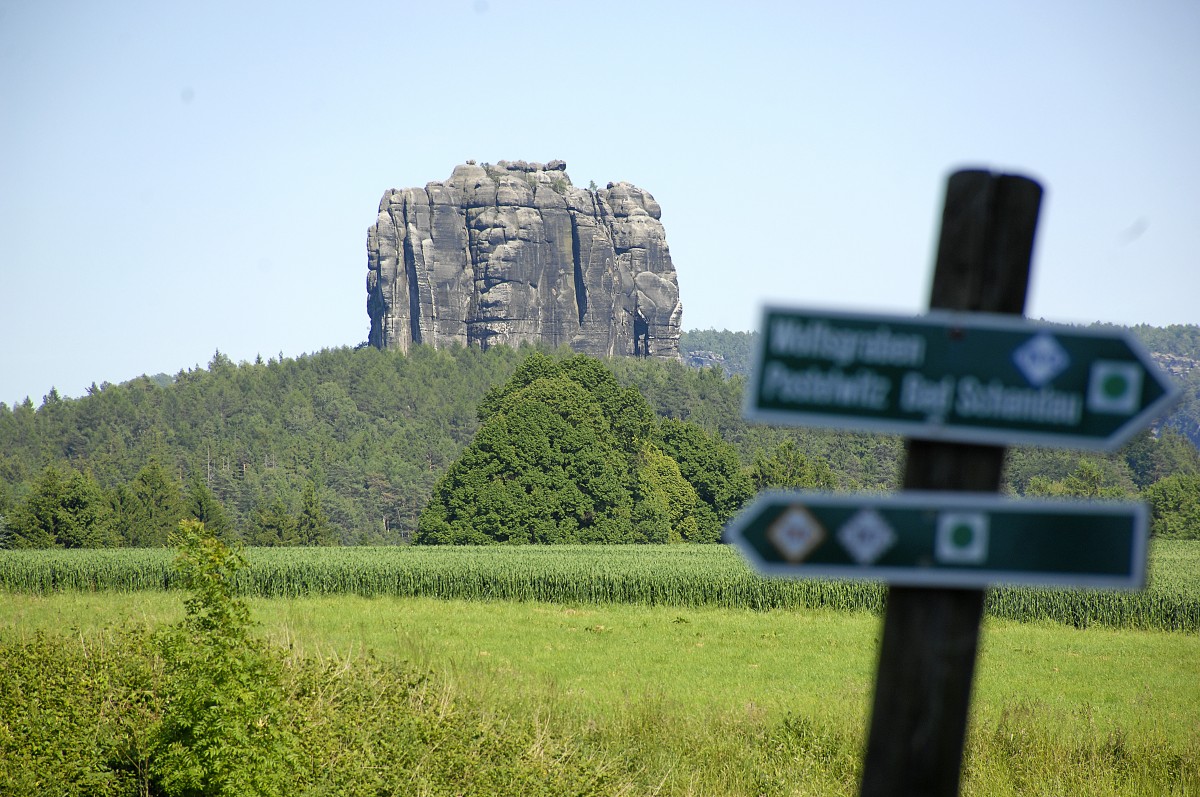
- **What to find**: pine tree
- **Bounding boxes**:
[185,470,234,540]
[10,464,115,548]
[297,482,334,545]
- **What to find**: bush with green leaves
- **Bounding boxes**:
[418,374,634,544]
[150,519,293,796]
[1144,473,1200,539]
[417,353,751,544]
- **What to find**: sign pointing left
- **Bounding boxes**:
[724,491,1148,590]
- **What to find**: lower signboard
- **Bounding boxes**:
[724,490,1148,590]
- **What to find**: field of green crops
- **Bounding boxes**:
[2,540,1197,632]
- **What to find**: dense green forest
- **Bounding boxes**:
[1,326,1198,548]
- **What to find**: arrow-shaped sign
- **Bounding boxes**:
[724,491,1148,590]
[746,307,1179,450]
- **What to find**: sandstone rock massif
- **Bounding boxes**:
[366,160,682,359]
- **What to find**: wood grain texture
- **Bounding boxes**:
[859,170,1042,797]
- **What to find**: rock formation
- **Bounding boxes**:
[366,160,682,359]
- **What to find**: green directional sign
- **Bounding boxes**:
[724,491,1148,589]
[747,307,1179,450]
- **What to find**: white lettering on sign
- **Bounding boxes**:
[955,377,1082,425]
[762,363,890,410]
[769,319,926,367]
[899,373,955,420]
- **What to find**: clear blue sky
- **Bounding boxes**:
[2,0,1197,405]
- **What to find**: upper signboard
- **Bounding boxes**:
[745,307,1179,450]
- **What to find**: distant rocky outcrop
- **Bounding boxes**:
[366,160,682,359]
[1151,351,1199,378]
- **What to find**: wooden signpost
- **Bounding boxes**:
[863,171,1039,797]
[728,170,1177,797]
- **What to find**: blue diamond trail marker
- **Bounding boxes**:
[724,491,1148,590]
[746,307,1179,451]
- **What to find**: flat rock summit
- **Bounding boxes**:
[366,160,682,359]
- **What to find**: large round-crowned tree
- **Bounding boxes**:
[416,353,748,544]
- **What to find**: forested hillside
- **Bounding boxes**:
[2,332,1198,548]
[0,345,529,546]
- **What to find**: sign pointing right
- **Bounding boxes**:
[746,308,1180,451]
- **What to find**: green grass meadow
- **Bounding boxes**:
[2,537,1200,792]
[3,590,1198,794]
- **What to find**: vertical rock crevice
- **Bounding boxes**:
[569,212,588,325]
[403,231,423,346]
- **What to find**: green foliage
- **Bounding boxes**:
[1005,447,1138,497]
[296,482,334,545]
[1,328,1196,548]
[0,344,532,545]
[679,328,758,376]
[151,520,292,796]
[8,463,115,548]
[247,497,299,547]
[1024,457,1135,499]
[0,628,165,796]
[419,373,634,544]
[184,470,233,541]
[1128,323,1200,358]
[655,416,755,525]
[1121,428,1200,489]
[422,354,754,544]
[1144,474,1200,539]
[748,438,838,491]
[631,443,704,543]
[0,522,294,796]
[113,461,185,547]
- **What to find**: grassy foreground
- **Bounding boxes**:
[3,589,1197,796]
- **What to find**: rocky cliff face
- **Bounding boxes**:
[366,160,682,359]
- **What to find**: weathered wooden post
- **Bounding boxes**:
[858,170,1043,797]
[729,168,1173,797]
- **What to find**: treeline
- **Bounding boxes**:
[0,344,530,547]
[1,337,1199,548]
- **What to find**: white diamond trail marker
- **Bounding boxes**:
[838,509,897,565]
[1012,332,1070,387]
[767,506,826,562]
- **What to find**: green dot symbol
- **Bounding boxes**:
[1102,373,1128,399]
[951,524,974,548]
